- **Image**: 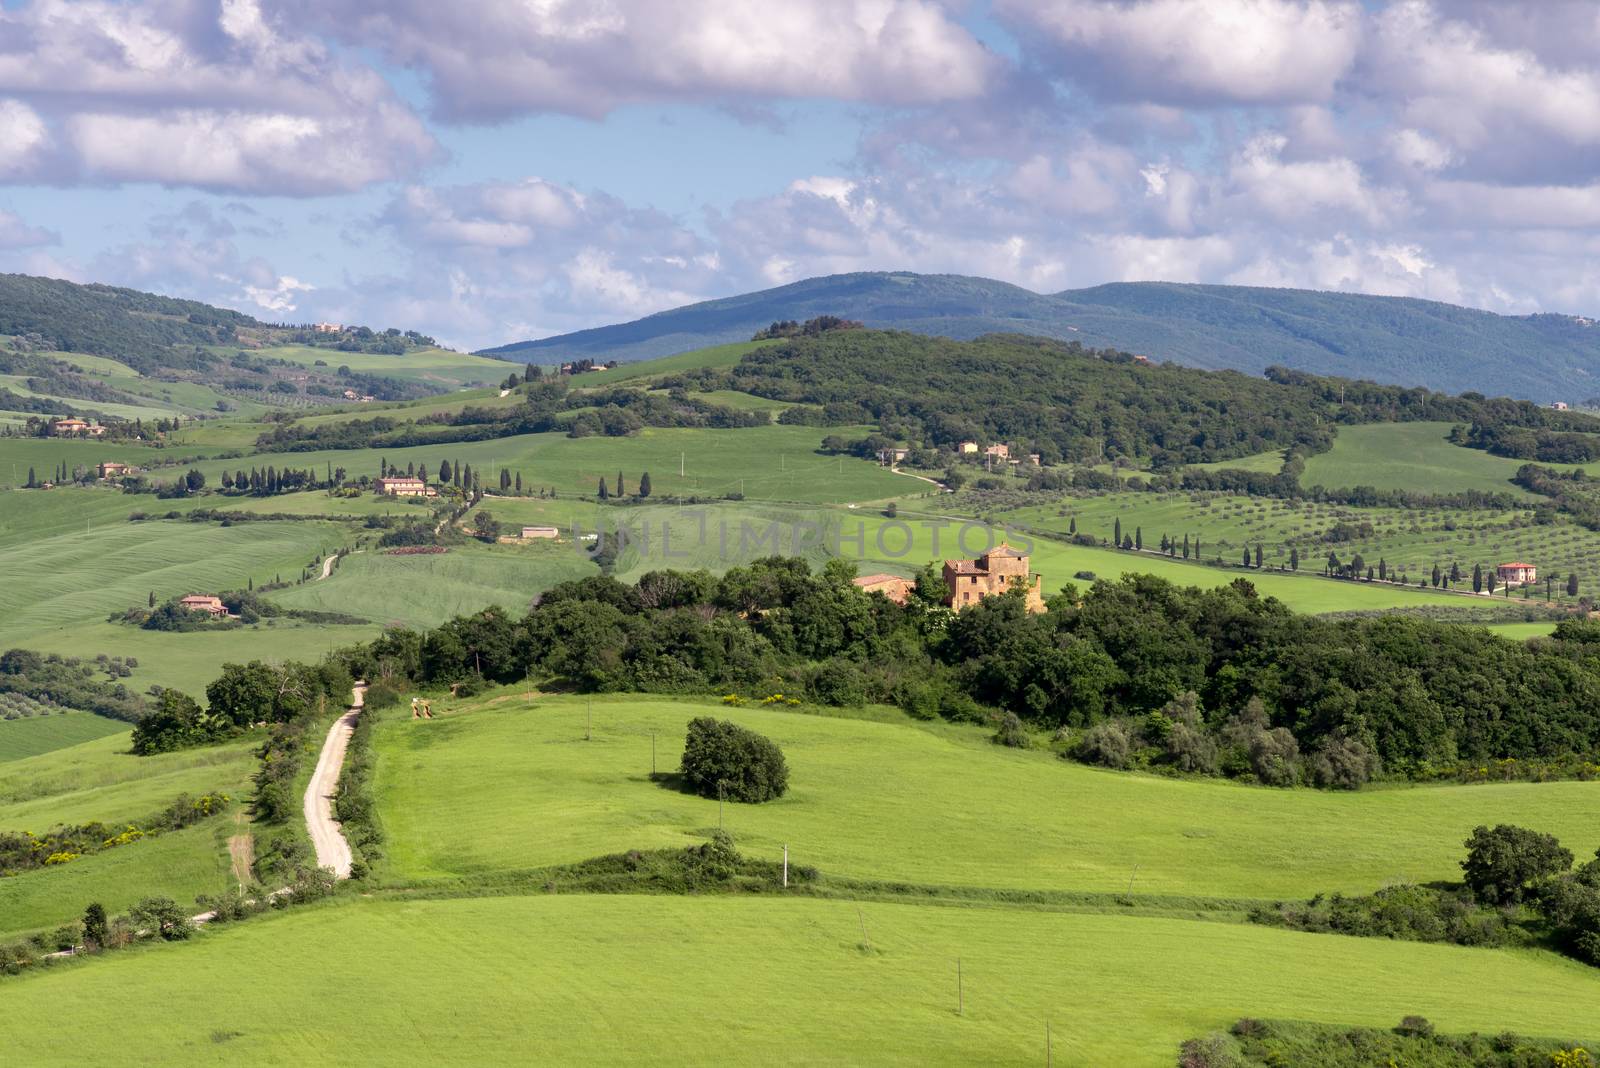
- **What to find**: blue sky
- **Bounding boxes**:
[4,0,1600,351]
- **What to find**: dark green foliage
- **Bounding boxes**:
[334,705,383,874]
[680,717,789,803]
[0,648,146,723]
[992,711,1027,748]
[1181,1016,1598,1067]
[81,903,108,951]
[128,897,192,941]
[1250,884,1519,949]
[0,792,229,878]
[1462,825,1574,905]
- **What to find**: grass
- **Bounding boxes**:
[0,732,255,938]
[0,823,235,940]
[252,344,525,388]
[0,516,350,638]
[1299,423,1541,496]
[373,695,1600,900]
[8,620,380,698]
[1187,448,1288,474]
[184,424,918,505]
[567,340,777,386]
[268,541,597,630]
[0,733,256,827]
[3,894,1598,1066]
[0,437,209,488]
[0,713,128,763]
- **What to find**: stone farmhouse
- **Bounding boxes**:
[375,476,435,497]
[178,594,228,617]
[97,461,134,479]
[51,418,105,437]
[942,544,1045,613]
[1496,561,1537,585]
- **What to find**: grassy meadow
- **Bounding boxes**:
[372,694,1600,900]
[0,733,257,937]
[2,895,1597,1066]
[268,542,597,629]
[246,344,526,389]
[1299,422,1540,495]
[183,424,918,505]
[0,712,127,763]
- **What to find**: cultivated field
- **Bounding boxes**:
[1,895,1596,1066]
[0,712,127,763]
[993,489,1600,602]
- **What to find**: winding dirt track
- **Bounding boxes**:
[303,683,366,879]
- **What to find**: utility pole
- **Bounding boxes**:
[783,844,788,888]
[680,451,685,477]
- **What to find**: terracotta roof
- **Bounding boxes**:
[853,573,904,586]
[984,544,1026,558]
[1497,562,1535,568]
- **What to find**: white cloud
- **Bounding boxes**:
[998,0,1363,105]
[0,0,438,193]
[0,209,55,249]
[286,0,999,121]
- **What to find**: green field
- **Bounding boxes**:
[252,344,525,389]
[1187,447,1287,474]
[268,542,597,630]
[0,733,256,937]
[374,695,1600,900]
[0,515,349,637]
[186,425,918,505]
[1299,423,1541,496]
[2,895,1596,1066]
[0,712,128,763]
[568,340,777,386]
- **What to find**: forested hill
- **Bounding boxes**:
[481,271,1600,403]
[0,273,261,373]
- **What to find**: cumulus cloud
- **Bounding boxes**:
[280,0,1000,121]
[997,0,1363,105]
[0,0,438,193]
[0,210,56,249]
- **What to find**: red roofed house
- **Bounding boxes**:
[98,461,133,479]
[1496,562,1537,586]
[852,573,912,604]
[942,544,1045,613]
[178,595,228,617]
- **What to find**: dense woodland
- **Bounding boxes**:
[714,331,1600,467]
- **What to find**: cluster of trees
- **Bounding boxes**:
[596,470,651,500]
[0,649,145,723]
[751,315,863,341]
[217,465,344,497]
[1455,420,1600,463]
[129,658,352,755]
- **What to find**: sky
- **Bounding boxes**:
[5,0,1600,351]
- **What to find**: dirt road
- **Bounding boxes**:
[302,683,367,879]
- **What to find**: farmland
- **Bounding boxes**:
[1298,422,1543,496]
[1,894,1598,1066]
[0,711,127,763]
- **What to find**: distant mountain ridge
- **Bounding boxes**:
[479,272,1600,402]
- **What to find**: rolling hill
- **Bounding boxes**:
[481,271,1600,402]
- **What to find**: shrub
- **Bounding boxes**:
[1078,720,1131,769]
[993,711,1028,748]
[1166,721,1218,774]
[1394,1015,1434,1037]
[1248,727,1300,787]
[1309,734,1377,789]
[680,717,789,803]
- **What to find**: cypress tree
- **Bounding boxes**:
[500,468,511,492]
[639,471,652,498]
[1431,563,1441,588]
[1182,534,1190,559]
[1569,573,1580,597]
[1135,526,1142,551]
[1068,517,1077,535]
[25,466,35,488]
[515,471,523,494]
[597,477,609,500]
[1289,546,1299,571]
[1242,548,1251,567]
[148,591,156,607]
[1472,563,1483,593]
[1114,517,1122,548]
[616,470,625,497]
[439,459,452,483]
